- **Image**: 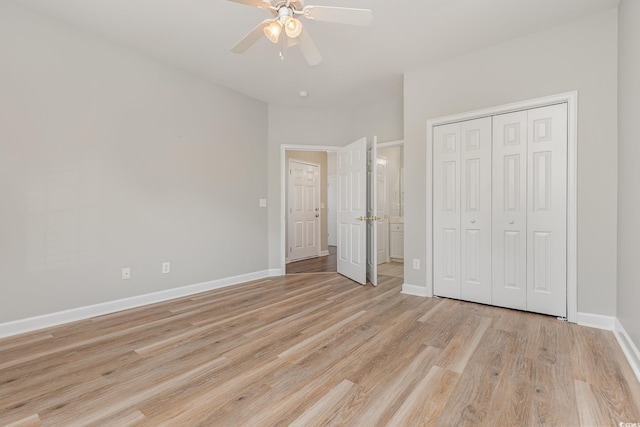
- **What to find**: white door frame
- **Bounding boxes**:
[287,158,321,263]
[366,136,378,285]
[426,91,578,323]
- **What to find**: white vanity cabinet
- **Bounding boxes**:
[390,223,404,260]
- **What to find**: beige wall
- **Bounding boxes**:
[285,150,329,255]
[0,4,269,323]
[404,9,619,316]
[617,0,640,351]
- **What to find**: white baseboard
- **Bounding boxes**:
[401,283,430,298]
[576,312,616,330]
[0,270,271,339]
[614,318,640,383]
[268,268,283,277]
[320,250,329,257]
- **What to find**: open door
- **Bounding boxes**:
[337,137,367,284]
[366,136,378,286]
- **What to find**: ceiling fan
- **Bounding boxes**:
[227,0,373,65]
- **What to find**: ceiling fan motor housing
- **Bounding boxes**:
[270,0,305,15]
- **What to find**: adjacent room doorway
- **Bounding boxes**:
[282,139,405,285]
[287,159,321,263]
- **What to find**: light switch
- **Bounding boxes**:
[259,198,267,208]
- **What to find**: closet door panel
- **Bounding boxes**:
[492,111,528,311]
[526,104,568,317]
[460,117,492,304]
[433,123,461,299]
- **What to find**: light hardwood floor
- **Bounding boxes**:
[1,274,639,426]
[286,247,337,275]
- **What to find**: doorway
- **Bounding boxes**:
[281,141,404,283]
[285,150,330,274]
[376,142,404,281]
[287,159,321,263]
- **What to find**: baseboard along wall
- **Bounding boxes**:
[0,270,272,339]
[614,318,640,384]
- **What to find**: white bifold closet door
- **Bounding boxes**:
[433,117,492,304]
[526,104,567,316]
[492,104,567,317]
[492,111,528,311]
[434,103,568,318]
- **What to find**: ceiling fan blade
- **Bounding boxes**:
[297,28,322,66]
[287,36,300,47]
[303,6,372,26]
[231,19,272,53]
[226,0,270,8]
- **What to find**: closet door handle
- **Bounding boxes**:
[470,219,476,224]
[509,220,515,225]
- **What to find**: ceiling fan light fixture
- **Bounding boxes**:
[264,20,283,43]
[284,17,303,38]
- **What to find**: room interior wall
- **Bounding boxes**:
[403,9,619,316]
[0,3,269,323]
[617,0,640,354]
[284,150,329,256]
[353,96,405,143]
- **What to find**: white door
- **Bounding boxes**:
[460,118,492,304]
[376,155,389,264]
[492,105,568,317]
[337,138,367,285]
[327,175,337,247]
[366,136,378,286]
[526,104,567,317]
[433,122,461,299]
[492,111,528,310]
[288,159,320,262]
[434,118,492,302]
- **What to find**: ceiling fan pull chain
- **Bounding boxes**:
[280,33,285,60]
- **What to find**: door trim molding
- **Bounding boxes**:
[426,91,578,323]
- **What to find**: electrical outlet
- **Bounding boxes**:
[413,259,420,270]
[259,198,267,208]
[162,262,171,274]
[122,267,131,280]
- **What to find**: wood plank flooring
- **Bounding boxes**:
[1,274,639,426]
[286,246,337,274]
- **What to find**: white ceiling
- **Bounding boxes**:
[14,0,619,108]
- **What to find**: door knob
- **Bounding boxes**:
[470,219,476,224]
[509,220,515,224]
[315,214,319,218]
